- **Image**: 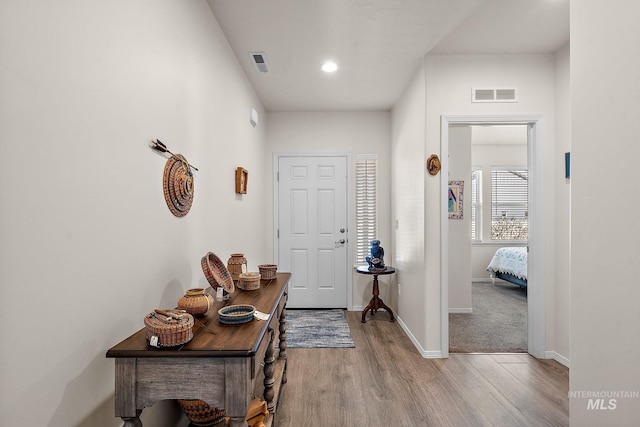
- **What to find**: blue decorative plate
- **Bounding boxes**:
[218,304,256,324]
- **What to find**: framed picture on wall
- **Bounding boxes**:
[235,167,248,194]
[448,180,463,219]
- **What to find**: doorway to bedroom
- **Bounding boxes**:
[441,114,546,359]
[447,124,528,353]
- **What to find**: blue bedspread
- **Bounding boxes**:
[487,247,528,280]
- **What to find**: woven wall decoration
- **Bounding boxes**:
[163,154,194,217]
[426,154,441,176]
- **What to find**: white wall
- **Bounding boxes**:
[0,2,267,426]
[425,54,558,355]
[571,2,640,424]
[448,126,472,311]
[265,112,392,310]
[391,64,429,353]
[390,53,560,356]
[553,43,571,366]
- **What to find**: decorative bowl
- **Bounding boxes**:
[201,252,235,294]
[218,304,256,324]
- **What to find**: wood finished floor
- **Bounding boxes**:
[275,311,568,427]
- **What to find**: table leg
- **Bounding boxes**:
[263,328,276,413]
[278,306,288,384]
[121,410,142,427]
[361,275,395,323]
[115,359,143,426]
[225,359,252,427]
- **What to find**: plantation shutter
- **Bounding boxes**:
[471,168,482,241]
[491,168,528,240]
[356,156,377,265]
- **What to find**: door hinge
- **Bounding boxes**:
[277,229,279,238]
[277,172,279,182]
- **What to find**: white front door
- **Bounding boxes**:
[277,155,349,308]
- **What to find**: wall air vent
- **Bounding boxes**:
[249,52,270,73]
[472,87,518,103]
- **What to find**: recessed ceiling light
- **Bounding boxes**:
[322,61,338,73]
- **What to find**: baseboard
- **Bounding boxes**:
[546,351,570,368]
[395,314,443,359]
[473,278,511,284]
[449,308,472,313]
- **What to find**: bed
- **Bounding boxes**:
[486,246,528,288]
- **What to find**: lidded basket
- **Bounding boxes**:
[144,310,194,347]
[177,288,213,316]
[238,272,261,291]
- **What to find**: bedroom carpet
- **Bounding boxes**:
[284,309,355,348]
[449,282,527,353]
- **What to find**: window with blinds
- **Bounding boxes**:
[471,168,482,241]
[356,156,378,265]
[491,168,528,240]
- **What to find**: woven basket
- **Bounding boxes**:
[227,253,247,281]
[201,252,235,294]
[177,288,213,316]
[144,310,194,347]
[238,272,261,291]
[163,154,194,217]
[177,399,226,426]
[258,264,278,280]
[218,304,256,324]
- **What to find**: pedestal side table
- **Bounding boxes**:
[356,266,396,323]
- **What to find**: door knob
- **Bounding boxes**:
[340,228,346,233]
[336,239,346,244]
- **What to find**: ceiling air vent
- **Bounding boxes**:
[472,87,518,103]
[249,52,270,73]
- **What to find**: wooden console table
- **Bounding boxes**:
[356,266,396,323]
[106,273,290,427]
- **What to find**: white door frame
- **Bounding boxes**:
[273,152,354,310]
[440,115,546,358]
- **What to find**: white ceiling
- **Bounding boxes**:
[208,0,569,112]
